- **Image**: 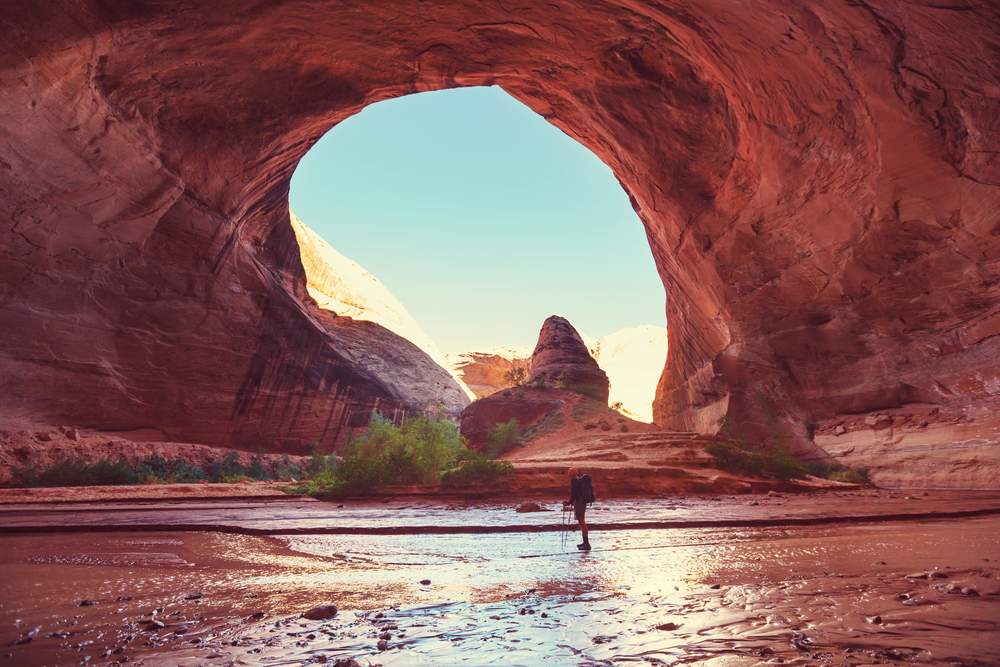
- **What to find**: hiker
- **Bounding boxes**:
[563,467,594,550]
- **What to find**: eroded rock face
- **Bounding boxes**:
[459,390,565,452]
[1,1,999,480]
[444,347,532,399]
[291,212,474,409]
[527,317,610,403]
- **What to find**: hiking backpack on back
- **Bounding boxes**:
[581,473,596,504]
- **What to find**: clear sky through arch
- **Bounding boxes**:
[289,86,665,353]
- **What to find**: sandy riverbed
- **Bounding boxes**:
[1,498,998,667]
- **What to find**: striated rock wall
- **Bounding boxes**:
[1,1,999,483]
[290,211,474,408]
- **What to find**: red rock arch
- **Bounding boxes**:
[2,2,999,467]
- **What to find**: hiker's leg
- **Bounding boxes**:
[579,517,588,543]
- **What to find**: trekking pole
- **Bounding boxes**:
[560,502,569,549]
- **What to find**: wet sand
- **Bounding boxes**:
[1,496,998,666]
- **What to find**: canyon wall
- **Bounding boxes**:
[1,1,998,481]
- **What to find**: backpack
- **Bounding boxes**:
[580,473,596,505]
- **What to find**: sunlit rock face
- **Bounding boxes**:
[290,212,474,406]
[444,347,533,399]
[1,1,999,481]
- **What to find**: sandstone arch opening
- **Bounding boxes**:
[2,2,998,485]
[287,86,668,421]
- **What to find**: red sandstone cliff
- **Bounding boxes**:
[1,1,999,482]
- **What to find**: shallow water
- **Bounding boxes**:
[1,515,998,666]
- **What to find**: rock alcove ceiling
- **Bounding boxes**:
[1,1,999,479]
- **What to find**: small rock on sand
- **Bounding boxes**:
[516,502,545,513]
[420,579,431,586]
[377,639,388,651]
[303,604,339,621]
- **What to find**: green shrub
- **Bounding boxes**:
[570,399,619,423]
[705,440,806,481]
[804,462,872,485]
[486,419,521,458]
[304,447,341,479]
[556,380,605,401]
[11,455,144,487]
[521,409,564,443]
[502,364,527,388]
[306,410,467,497]
[7,450,294,488]
[705,396,817,482]
[439,449,514,489]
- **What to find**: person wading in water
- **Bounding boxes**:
[563,467,595,550]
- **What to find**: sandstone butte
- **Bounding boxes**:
[526,316,611,403]
[447,323,667,422]
[1,1,999,487]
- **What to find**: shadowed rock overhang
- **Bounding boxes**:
[1,1,998,473]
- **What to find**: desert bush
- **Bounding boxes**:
[521,409,564,443]
[10,455,144,488]
[305,410,467,497]
[705,439,806,481]
[803,462,872,485]
[502,364,527,388]
[555,380,605,401]
[570,399,620,423]
[6,450,296,488]
[610,401,624,412]
[705,395,819,482]
[305,446,341,479]
[486,419,521,458]
[439,449,514,489]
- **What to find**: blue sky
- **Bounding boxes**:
[289,86,665,352]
